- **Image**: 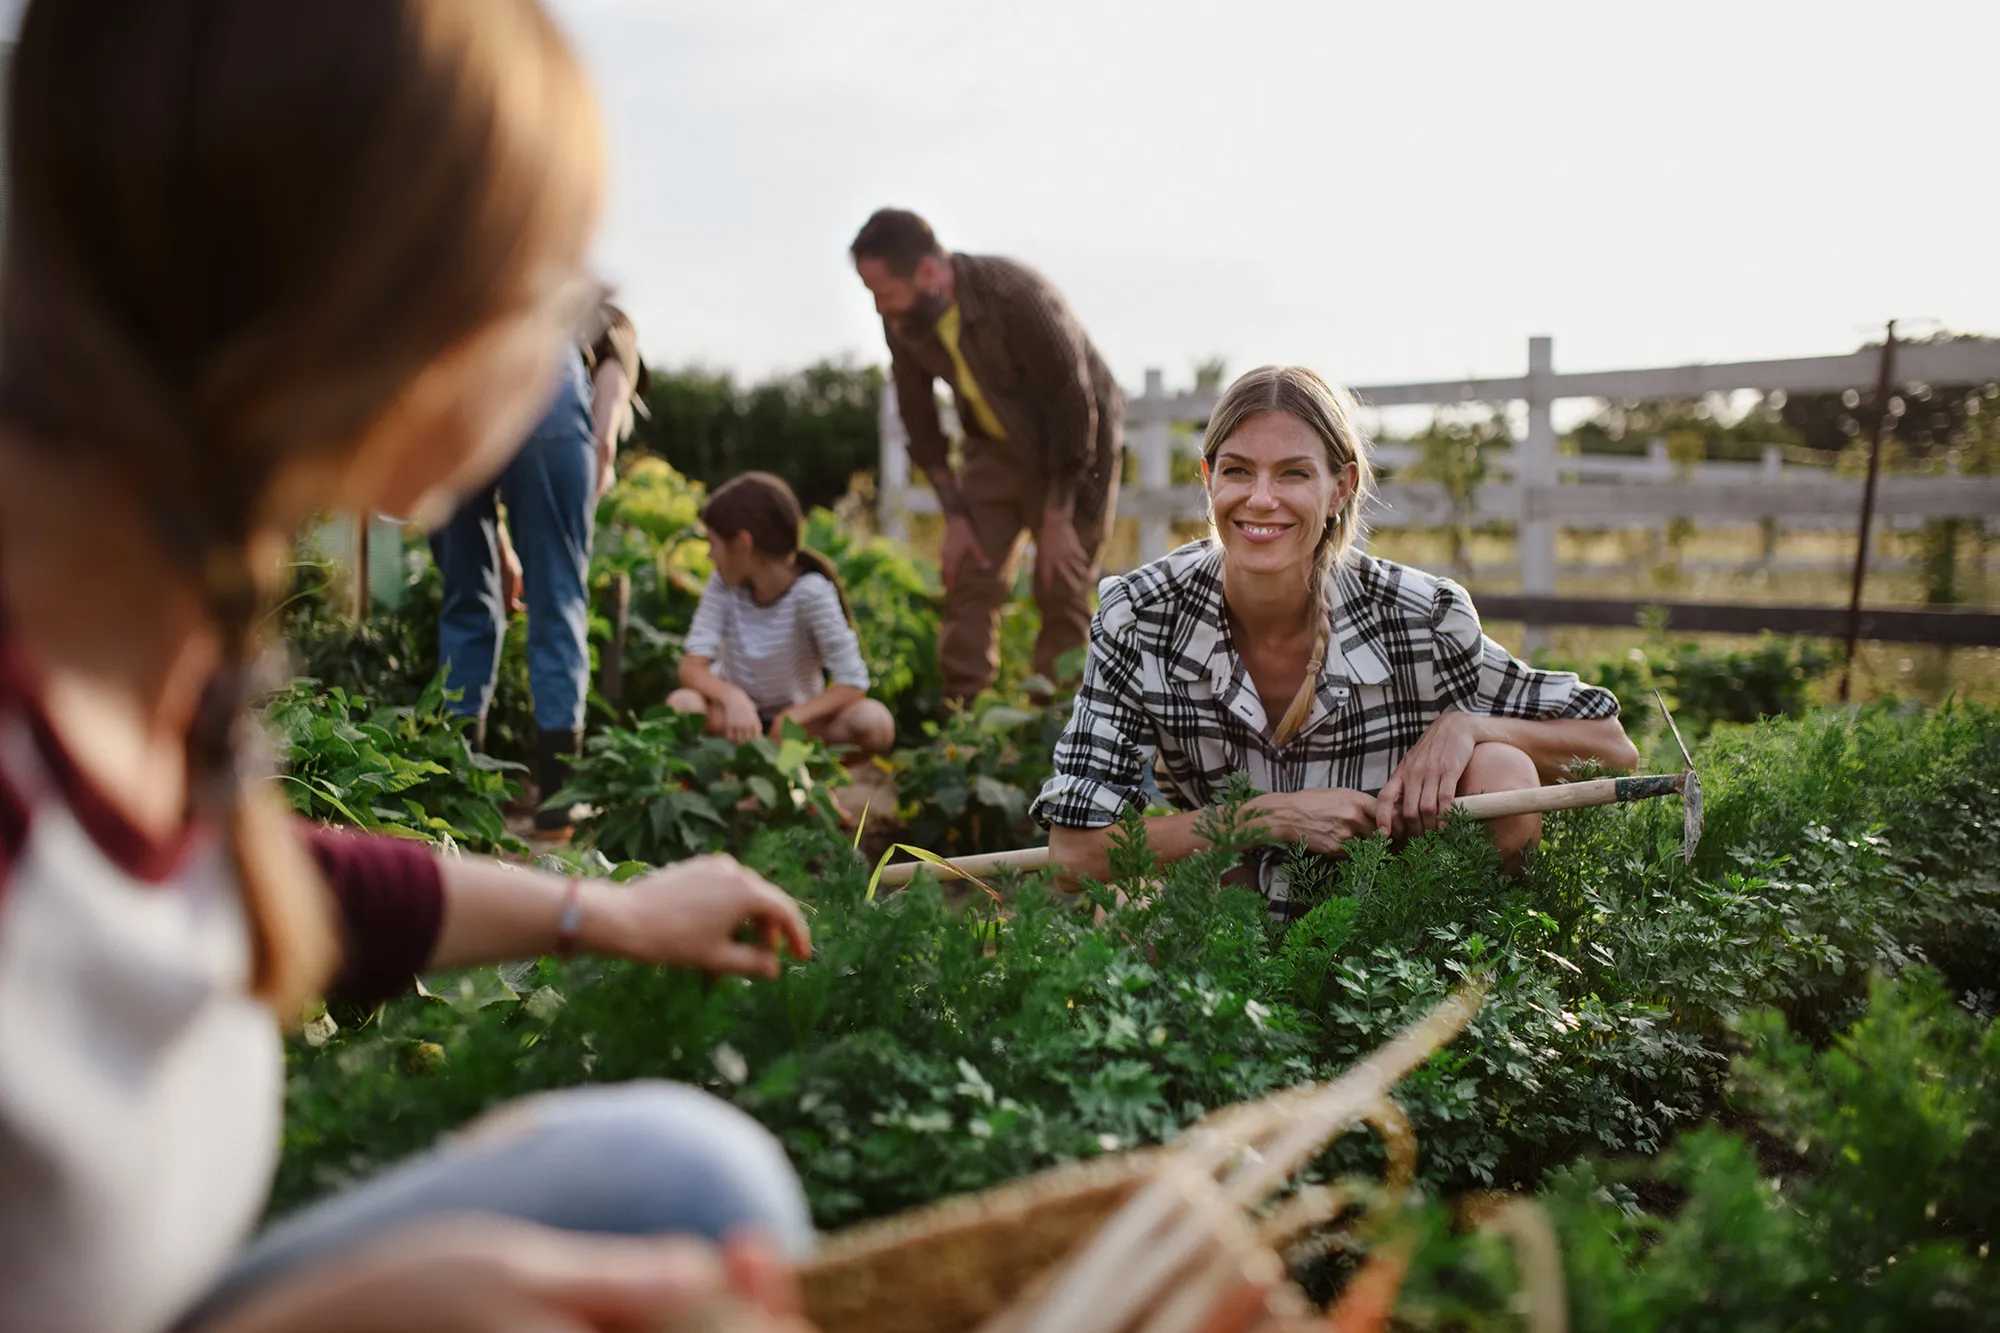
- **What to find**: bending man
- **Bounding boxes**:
[852,208,1122,705]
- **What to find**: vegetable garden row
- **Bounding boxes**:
[273,460,2000,1329]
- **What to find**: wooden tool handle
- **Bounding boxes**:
[874,774,1687,890]
[875,845,1054,888]
[1453,773,1682,821]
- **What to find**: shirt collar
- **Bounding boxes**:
[1323,557,1392,686]
[1165,547,1392,690]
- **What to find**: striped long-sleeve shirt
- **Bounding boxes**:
[683,572,870,714]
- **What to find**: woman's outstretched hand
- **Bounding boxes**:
[1376,711,1483,837]
[199,1216,812,1333]
[587,855,812,979]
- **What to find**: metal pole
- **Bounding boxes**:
[1838,320,1897,702]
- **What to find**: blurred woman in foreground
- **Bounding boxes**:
[0,3,814,1331]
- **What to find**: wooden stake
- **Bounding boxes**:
[1840,320,1897,702]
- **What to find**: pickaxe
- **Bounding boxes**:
[874,693,1703,888]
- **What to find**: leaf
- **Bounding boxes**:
[864,842,1002,903]
[977,706,1040,734]
[974,775,1029,820]
[747,776,778,809]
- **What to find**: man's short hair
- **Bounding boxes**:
[850,208,945,277]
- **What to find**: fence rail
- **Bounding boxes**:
[876,334,2000,647]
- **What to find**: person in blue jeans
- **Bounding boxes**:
[432,309,644,833]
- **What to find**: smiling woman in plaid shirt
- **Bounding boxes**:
[1031,365,1639,913]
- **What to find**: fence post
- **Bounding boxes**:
[877,381,909,543]
[1136,367,1172,563]
[1518,336,1557,654]
[1646,436,1673,561]
[1759,445,1783,563]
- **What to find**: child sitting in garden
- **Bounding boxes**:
[0,3,815,1332]
[669,472,897,758]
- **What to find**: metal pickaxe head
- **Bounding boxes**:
[1654,690,1702,864]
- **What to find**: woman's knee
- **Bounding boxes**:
[1457,741,1541,865]
[665,688,707,716]
[454,1082,814,1256]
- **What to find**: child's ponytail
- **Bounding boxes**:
[792,547,856,627]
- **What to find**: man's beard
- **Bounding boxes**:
[896,285,951,338]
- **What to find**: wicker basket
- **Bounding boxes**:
[798,986,1484,1333]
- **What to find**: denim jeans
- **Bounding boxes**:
[180,1082,815,1328]
[431,348,596,732]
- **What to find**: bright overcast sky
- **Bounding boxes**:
[550,0,2000,393]
[2,0,1989,393]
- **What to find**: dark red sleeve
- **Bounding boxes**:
[300,824,445,1006]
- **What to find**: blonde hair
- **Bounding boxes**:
[0,0,605,1014]
[1201,366,1376,745]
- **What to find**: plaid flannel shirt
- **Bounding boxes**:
[1032,542,1620,903]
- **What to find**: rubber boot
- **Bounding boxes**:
[534,727,583,834]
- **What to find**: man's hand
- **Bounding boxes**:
[197,1216,811,1333]
[939,513,992,592]
[588,852,812,977]
[719,688,763,744]
[1249,789,1378,855]
[1035,511,1091,594]
[1376,711,1484,837]
[594,431,618,502]
[498,528,524,615]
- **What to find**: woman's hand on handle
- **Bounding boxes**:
[196,1215,811,1333]
[1248,789,1378,855]
[1376,711,1482,837]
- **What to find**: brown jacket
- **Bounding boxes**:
[884,253,1122,521]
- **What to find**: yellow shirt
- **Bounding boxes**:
[935,302,1008,440]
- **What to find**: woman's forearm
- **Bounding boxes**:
[1474,715,1639,781]
[429,857,633,970]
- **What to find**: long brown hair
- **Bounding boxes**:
[701,472,854,624]
[0,0,604,1014]
[1202,366,1375,745]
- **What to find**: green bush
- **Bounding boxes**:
[800,509,943,737]
[1547,633,1835,739]
[550,711,845,865]
[629,361,883,513]
[1402,970,2000,1330]
[889,696,1063,856]
[267,674,526,856]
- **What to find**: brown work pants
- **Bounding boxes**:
[940,435,1118,704]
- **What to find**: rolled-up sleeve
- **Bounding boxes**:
[1031,579,1153,828]
[1430,580,1619,720]
[301,824,444,1006]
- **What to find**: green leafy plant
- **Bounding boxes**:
[267,673,527,855]
[551,710,845,864]
[888,695,1063,856]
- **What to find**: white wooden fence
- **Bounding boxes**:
[876,335,2000,616]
